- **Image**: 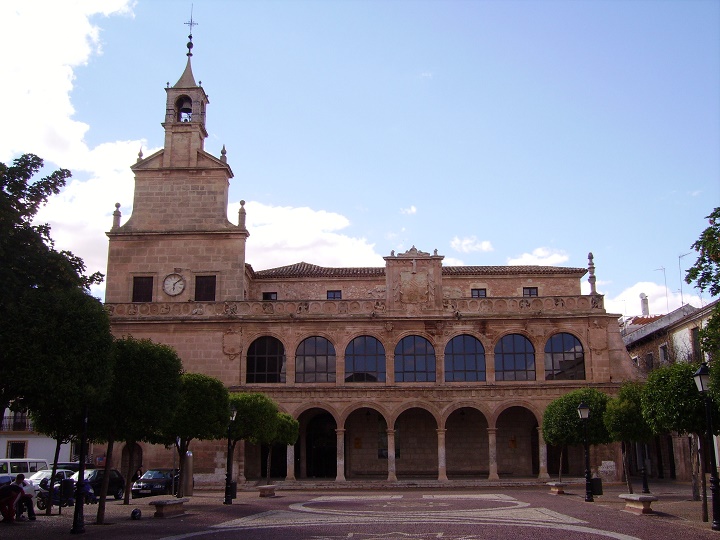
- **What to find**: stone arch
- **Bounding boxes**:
[342,405,390,479]
[494,405,540,477]
[444,405,490,479]
[394,406,439,479]
[295,406,338,479]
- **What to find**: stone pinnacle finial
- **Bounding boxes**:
[137,147,143,162]
[220,144,227,163]
[238,200,247,230]
[588,252,597,294]
[112,203,122,229]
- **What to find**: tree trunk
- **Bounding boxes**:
[177,439,188,498]
[622,441,633,494]
[557,447,563,482]
[691,434,701,501]
[123,442,136,505]
[266,445,272,485]
[96,435,115,525]
[700,434,709,522]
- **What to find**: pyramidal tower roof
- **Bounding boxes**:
[174,15,198,88]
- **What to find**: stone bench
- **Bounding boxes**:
[546,482,567,495]
[258,485,276,497]
[149,498,189,518]
[618,493,658,514]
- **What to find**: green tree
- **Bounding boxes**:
[228,392,279,485]
[685,207,720,361]
[92,337,183,522]
[159,373,229,497]
[0,154,103,412]
[641,362,712,505]
[542,388,611,481]
[15,287,114,514]
[263,412,299,485]
[604,382,653,493]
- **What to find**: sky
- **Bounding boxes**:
[2,0,719,317]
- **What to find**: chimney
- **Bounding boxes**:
[640,293,649,316]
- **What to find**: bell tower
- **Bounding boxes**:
[105,27,249,305]
[161,31,209,168]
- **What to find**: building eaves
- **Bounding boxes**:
[622,304,700,346]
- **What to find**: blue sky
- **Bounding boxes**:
[2,0,718,316]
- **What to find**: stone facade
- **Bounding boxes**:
[102,43,637,486]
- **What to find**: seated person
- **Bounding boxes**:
[13,474,35,521]
[0,484,22,523]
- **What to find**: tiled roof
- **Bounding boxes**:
[249,262,587,279]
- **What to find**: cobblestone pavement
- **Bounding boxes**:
[1,480,717,540]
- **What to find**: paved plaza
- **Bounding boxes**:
[2,481,718,539]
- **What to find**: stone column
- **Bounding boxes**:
[488,427,499,480]
[537,427,550,480]
[437,428,448,481]
[285,444,296,481]
[387,429,397,481]
[336,429,346,482]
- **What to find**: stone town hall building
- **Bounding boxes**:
[103,40,636,485]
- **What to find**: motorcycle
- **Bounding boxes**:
[36,479,97,510]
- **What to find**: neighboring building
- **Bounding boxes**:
[102,38,636,485]
[622,298,719,481]
[0,409,74,463]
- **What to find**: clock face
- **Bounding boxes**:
[163,273,186,296]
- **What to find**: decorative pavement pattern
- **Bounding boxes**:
[160,494,645,540]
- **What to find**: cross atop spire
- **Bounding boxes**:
[184,5,198,57]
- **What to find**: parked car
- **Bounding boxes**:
[70,468,125,500]
[56,462,97,473]
[27,469,75,497]
[131,468,179,498]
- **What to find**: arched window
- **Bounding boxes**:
[296,336,336,383]
[545,333,585,380]
[176,96,192,122]
[494,334,535,381]
[247,336,285,383]
[394,335,436,382]
[444,334,486,382]
[345,336,386,382]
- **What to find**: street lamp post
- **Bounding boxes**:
[577,402,593,502]
[223,406,237,505]
[693,362,720,531]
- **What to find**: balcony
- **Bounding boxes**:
[1,416,33,432]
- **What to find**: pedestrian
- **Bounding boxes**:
[132,467,143,483]
[0,483,22,523]
[13,474,36,521]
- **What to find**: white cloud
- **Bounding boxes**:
[233,201,386,270]
[594,280,707,317]
[442,256,465,266]
[507,247,569,266]
[400,205,417,215]
[450,236,493,254]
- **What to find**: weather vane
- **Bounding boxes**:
[184,4,198,57]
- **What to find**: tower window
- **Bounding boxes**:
[195,276,216,302]
[471,288,486,298]
[132,276,153,303]
[522,287,538,297]
[262,292,278,301]
[176,96,192,122]
[327,290,342,300]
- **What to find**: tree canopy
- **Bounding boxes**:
[229,392,279,445]
[685,207,720,361]
[604,382,654,444]
[542,388,611,448]
[0,154,103,412]
[641,361,711,436]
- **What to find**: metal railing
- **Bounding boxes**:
[0,416,33,432]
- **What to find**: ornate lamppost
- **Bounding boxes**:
[223,406,237,505]
[577,402,593,502]
[70,406,89,534]
[693,362,720,530]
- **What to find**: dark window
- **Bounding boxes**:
[194,275,216,301]
[494,334,535,381]
[132,276,153,303]
[262,292,278,301]
[394,335,436,382]
[544,333,585,380]
[522,287,538,297]
[327,290,342,300]
[7,441,26,459]
[645,352,654,370]
[296,336,336,383]
[247,336,286,383]
[345,336,386,382]
[444,334,486,382]
[691,327,701,362]
[471,288,486,298]
[659,344,668,364]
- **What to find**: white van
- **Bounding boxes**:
[0,458,49,478]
